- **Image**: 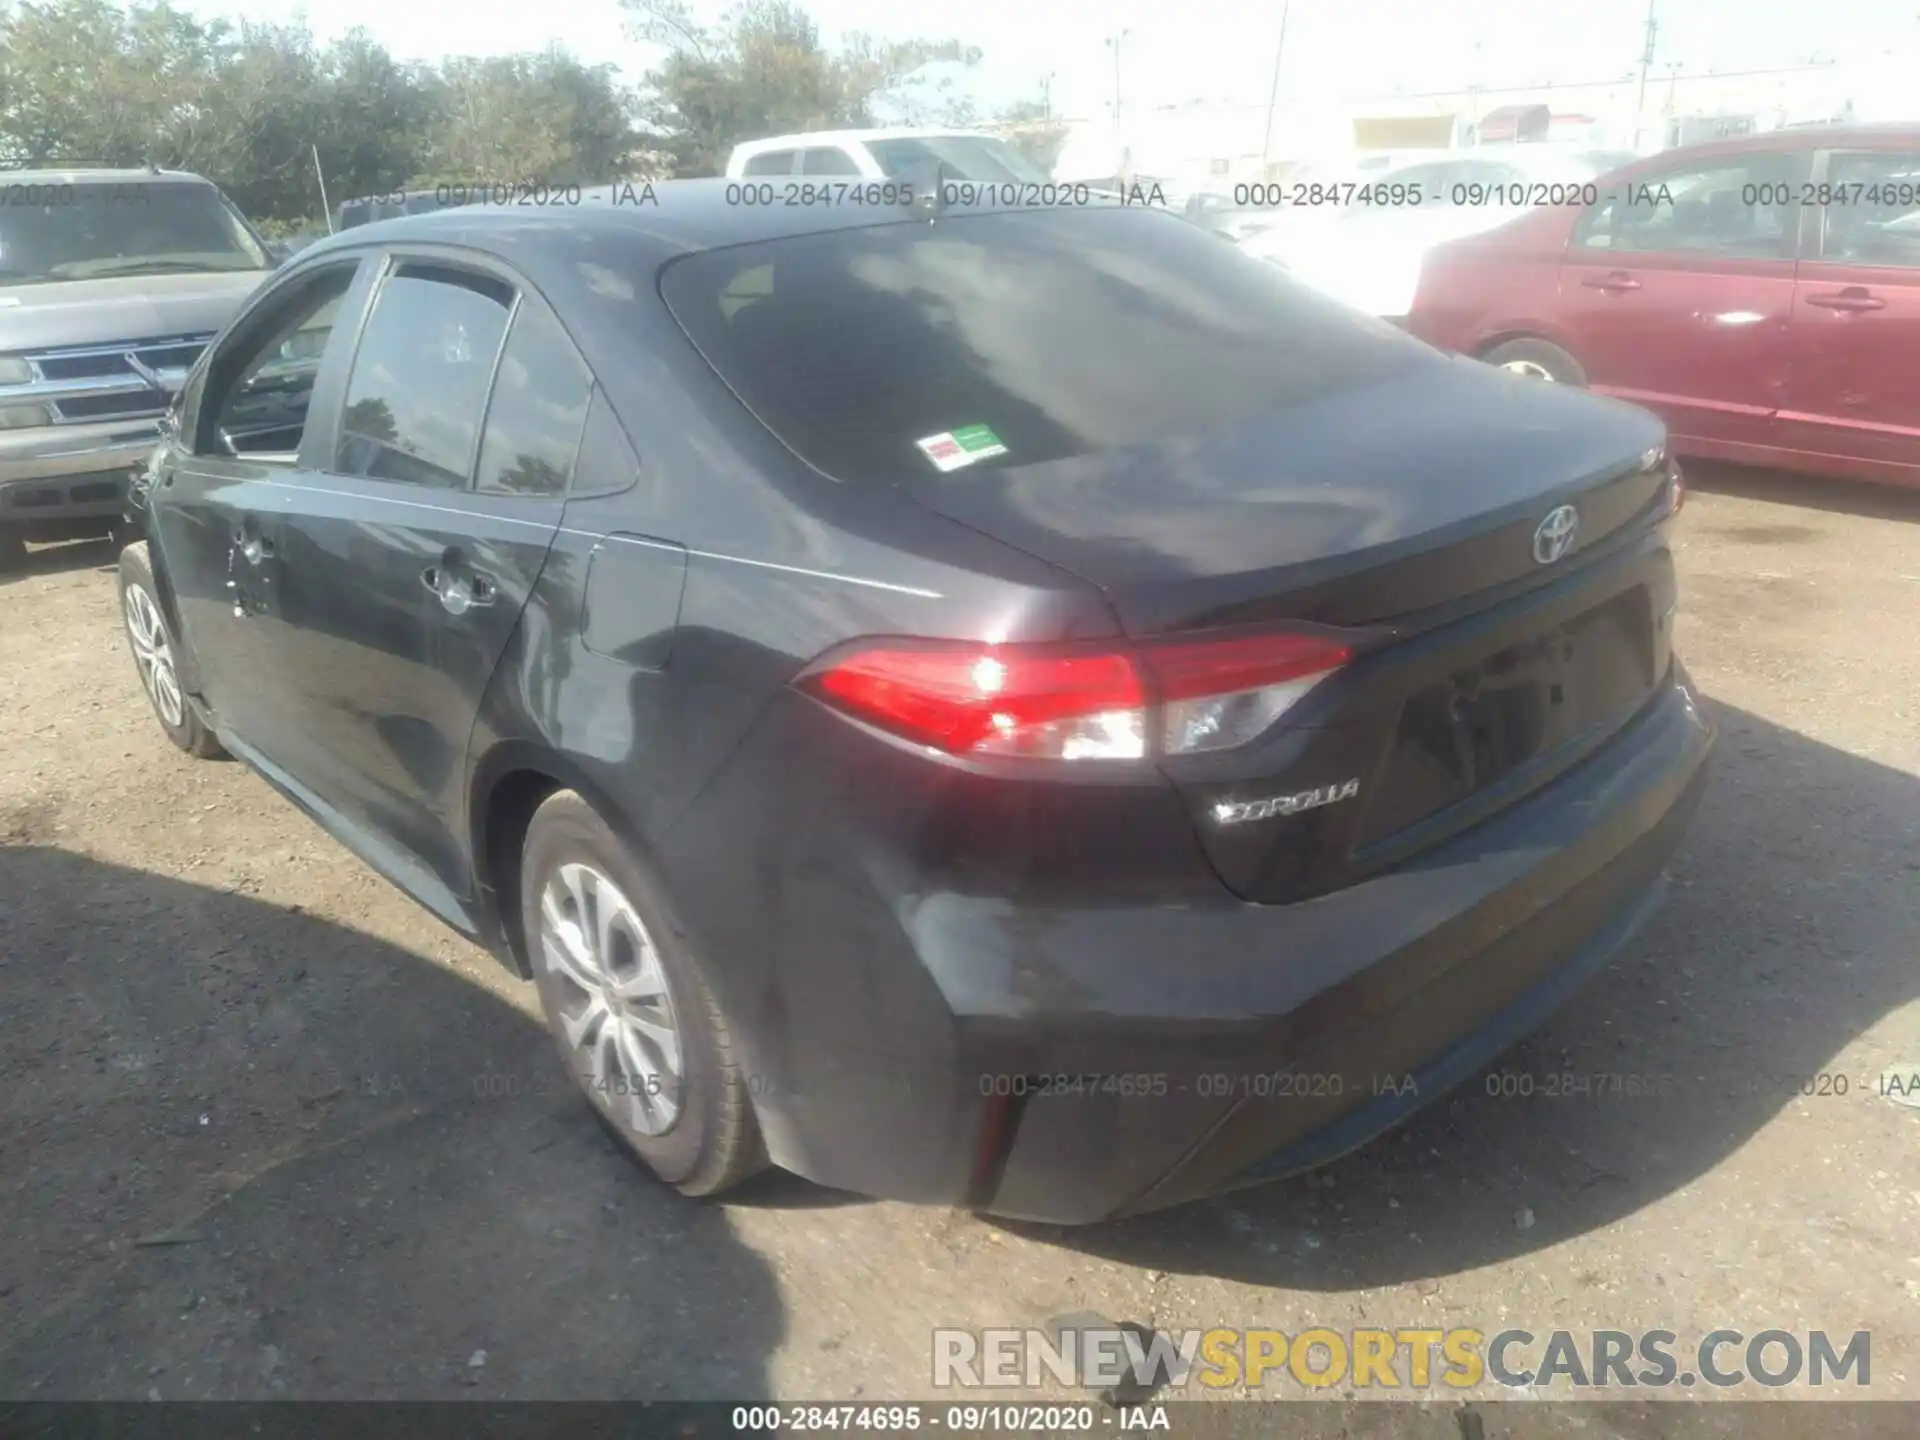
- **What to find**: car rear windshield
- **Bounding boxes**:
[863,136,1048,184]
[659,206,1428,487]
[0,181,270,285]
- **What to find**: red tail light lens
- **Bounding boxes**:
[798,629,1353,760]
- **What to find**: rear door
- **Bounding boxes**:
[265,252,589,912]
[151,257,373,761]
[1557,146,1805,448]
[1779,144,1920,484]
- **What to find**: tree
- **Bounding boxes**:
[0,2,642,221]
[624,0,981,176]
[993,98,1070,175]
[310,33,436,211]
[0,0,995,220]
[416,49,639,185]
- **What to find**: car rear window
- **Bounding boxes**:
[659,207,1428,487]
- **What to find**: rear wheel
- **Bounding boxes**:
[520,790,765,1197]
[0,525,24,575]
[117,543,226,758]
[1482,338,1587,386]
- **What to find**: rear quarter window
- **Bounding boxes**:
[659,206,1429,487]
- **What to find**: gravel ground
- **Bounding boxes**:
[1,463,1917,1428]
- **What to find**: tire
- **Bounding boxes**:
[0,525,24,575]
[117,543,226,759]
[1481,338,1588,387]
[520,790,766,1197]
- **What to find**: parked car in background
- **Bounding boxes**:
[1241,147,1636,321]
[1069,172,1189,210]
[116,182,1709,1224]
[724,129,1049,183]
[334,188,479,230]
[1183,190,1288,242]
[0,166,274,571]
[1407,125,1920,489]
[269,231,328,263]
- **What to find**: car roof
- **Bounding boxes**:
[1630,122,1920,164]
[290,176,1122,273]
[732,128,997,153]
[0,167,214,186]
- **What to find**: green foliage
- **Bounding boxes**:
[1,0,1021,219]
[623,0,982,176]
[0,0,636,222]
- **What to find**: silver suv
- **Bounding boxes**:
[0,167,273,570]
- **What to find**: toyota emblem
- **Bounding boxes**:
[1532,504,1580,565]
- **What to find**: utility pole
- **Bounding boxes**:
[1107,30,1131,132]
[1259,0,1294,172]
[1632,0,1659,150]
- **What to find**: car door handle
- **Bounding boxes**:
[230,525,274,564]
[422,566,496,615]
[1804,288,1885,312]
[1581,272,1641,293]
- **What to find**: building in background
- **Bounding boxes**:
[1038,50,1917,193]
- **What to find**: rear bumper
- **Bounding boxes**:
[663,661,1715,1225]
[0,421,158,527]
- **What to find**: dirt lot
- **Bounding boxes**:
[2,465,1918,1424]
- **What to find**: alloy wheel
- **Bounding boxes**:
[124,583,186,728]
[537,861,685,1135]
[1499,359,1558,382]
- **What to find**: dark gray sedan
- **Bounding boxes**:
[117,181,1712,1223]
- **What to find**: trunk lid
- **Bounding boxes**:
[903,354,1669,635]
[906,358,1678,903]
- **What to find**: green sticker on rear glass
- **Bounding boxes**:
[915,423,1008,472]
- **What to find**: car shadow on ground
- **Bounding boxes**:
[0,538,118,587]
[1681,460,1920,526]
[0,845,784,1400]
[1003,700,1920,1287]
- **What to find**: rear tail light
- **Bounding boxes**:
[797,628,1354,761]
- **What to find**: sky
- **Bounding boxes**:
[183,0,1920,121]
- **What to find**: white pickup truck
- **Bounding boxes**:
[724,128,1047,183]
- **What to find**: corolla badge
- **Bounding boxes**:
[1532,504,1580,565]
[1212,778,1360,827]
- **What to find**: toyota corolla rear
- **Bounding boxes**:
[651,204,1714,1224]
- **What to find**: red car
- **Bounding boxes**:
[1407,125,1920,488]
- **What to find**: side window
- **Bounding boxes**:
[742,150,795,177]
[334,262,511,489]
[200,264,358,460]
[1575,152,1796,259]
[1819,151,1920,269]
[474,298,592,497]
[569,388,642,497]
[800,147,862,177]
